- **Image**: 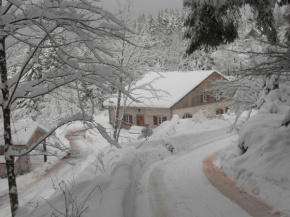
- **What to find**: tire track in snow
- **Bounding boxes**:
[149,135,252,217]
[149,163,175,217]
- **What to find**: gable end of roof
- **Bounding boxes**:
[170,70,227,109]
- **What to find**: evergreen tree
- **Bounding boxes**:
[183,0,285,54]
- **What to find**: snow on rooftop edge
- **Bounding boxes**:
[104,70,226,108]
[0,122,48,146]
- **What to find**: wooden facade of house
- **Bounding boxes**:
[171,72,223,110]
[108,71,232,129]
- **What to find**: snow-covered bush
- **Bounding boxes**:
[153,114,179,137]
[192,109,213,123]
[89,148,120,174]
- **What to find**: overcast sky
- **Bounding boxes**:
[101,0,182,17]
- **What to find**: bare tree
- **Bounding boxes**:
[0,1,136,216]
[106,0,162,141]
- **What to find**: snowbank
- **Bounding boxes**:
[95,114,232,217]
[10,111,232,217]
[220,83,290,216]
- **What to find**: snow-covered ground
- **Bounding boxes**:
[0,109,288,217]
[143,135,253,217]
[220,113,290,216]
[219,83,290,217]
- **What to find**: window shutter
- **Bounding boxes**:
[163,116,167,121]
[123,115,126,122]
[216,109,219,115]
[153,116,158,125]
[207,95,210,101]
[220,109,224,114]
[129,115,133,124]
[189,114,192,118]
[201,95,203,102]
[182,115,185,119]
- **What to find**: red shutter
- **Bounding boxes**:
[201,95,203,102]
[153,116,158,125]
[129,115,133,124]
[189,114,192,118]
[163,116,167,121]
[182,115,185,119]
[220,109,224,114]
[123,115,126,122]
[216,109,219,115]
[207,95,210,101]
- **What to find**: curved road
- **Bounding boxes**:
[148,135,253,217]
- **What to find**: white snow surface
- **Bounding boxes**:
[140,135,252,217]
[0,122,48,146]
[104,70,226,108]
[220,81,290,216]
[0,109,288,217]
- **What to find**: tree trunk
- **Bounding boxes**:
[116,106,124,142]
[116,103,127,142]
[116,84,130,142]
[113,79,123,141]
[0,36,19,217]
[4,110,19,217]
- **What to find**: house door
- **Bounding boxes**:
[137,115,145,126]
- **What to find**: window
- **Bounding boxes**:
[123,114,133,124]
[216,108,224,115]
[201,94,210,102]
[154,116,167,125]
[158,116,164,124]
[202,94,207,102]
[182,113,192,119]
[123,115,130,123]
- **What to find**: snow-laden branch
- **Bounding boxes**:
[10,72,82,103]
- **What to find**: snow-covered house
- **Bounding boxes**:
[244,29,262,40]
[0,123,48,178]
[106,70,231,129]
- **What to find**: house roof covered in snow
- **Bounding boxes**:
[105,70,227,109]
[0,122,48,146]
